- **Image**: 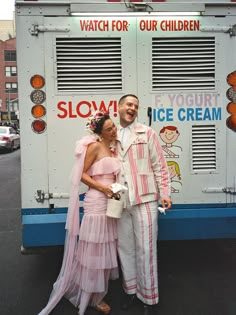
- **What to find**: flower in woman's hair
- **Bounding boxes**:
[86,110,107,134]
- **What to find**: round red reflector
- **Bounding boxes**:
[226,115,236,132]
[30,75,45,89]
[31,105,46,118]
[32,120,46,133]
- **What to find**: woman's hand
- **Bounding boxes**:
[161,197,172,210]
[101,185,114,198]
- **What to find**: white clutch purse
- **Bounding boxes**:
[106,193,124,219]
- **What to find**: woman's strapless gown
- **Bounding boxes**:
[63,156,120,314]
[38,156,120,315]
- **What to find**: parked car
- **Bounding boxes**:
[0,126,20,152]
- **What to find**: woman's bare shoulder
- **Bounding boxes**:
[87,141,100,153]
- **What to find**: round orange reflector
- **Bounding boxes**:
[227,71,236,87]
[32,120,46,133]
[30,75,45,89]
[31,105,46,118]
[226,115,236,132]
[227,102,236,114]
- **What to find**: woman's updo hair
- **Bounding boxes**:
[86,110,110,135]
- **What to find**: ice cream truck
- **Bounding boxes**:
[15,0,236,251]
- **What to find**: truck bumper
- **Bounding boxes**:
[21,206,236,249]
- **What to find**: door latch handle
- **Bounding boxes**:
[147,107,152,126]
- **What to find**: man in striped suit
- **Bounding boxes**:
[116,94,172,315]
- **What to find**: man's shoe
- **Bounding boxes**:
[121,294,137,310]
[143,304,153,315]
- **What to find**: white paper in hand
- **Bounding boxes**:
[158,207,166,215]
[111,183,128,193]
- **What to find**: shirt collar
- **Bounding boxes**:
[119,121,135,131]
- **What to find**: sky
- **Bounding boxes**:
[0,0,15,20]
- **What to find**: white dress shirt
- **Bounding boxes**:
[118,122,134,148]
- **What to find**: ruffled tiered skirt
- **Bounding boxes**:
[65,175,119,314]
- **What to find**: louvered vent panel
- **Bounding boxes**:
[56,37,122,92]
[192,125,216,172]
[152,37,215,90]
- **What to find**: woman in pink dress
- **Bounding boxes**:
[38,111,120,315]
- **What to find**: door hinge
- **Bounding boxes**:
[222,188,236,195]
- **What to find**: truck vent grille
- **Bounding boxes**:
[56,37,122,92]
[191,125,216,172]
[152,37,215,90]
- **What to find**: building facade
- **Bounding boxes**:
[0,20,16,41]
[0,37,18,124]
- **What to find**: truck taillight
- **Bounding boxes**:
[226,71,236,132]
[32,105,46,118]
[226,116,236,131]
[227,102,236,115]
[30,75,46,133]
[30,75,45,89]
[30,90,46,104]
[32,120,46,134]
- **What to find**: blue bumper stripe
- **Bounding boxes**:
[22,206,236,247]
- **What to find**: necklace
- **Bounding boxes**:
[109,141,115,152]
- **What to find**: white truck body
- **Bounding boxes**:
[15,0,236,249]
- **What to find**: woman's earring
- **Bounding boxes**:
[98,136,103,142]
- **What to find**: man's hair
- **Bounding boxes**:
[118,94,139,105]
